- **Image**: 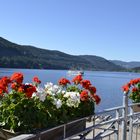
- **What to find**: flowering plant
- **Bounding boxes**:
[122,78,140,103]
[0,72,101,133]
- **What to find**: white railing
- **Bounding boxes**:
[9,93,140,140]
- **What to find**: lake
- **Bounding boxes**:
[1,68,140,112]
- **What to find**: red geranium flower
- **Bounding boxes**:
[18,86,24,93]
[72,74,83,84]
[58,78,70,86]
[10,72,24,84]
[0,83,7,94]
[33,76,41,84]
[0,89,3,95]
[80,80,91,89]
[122,84,130,93]
[11,82,18,90]
[123,78,140,103]
[21,84,37,98]
[132,87,139,93]
[0,76,10,94]
[129,78,140,85]
[80,90,89,101]
[92,94,101,105]
[0,76,11,87]
[89,86,96,94]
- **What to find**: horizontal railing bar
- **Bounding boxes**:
[66,116,89,125]
[128,103,140,107]
[95,106,124,115]
[127,112,140,118]
[99,130,117,138]
[133,122,140,125]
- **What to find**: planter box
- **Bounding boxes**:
[66,119,86,137]
[132,104,140,112]
[2,119,86,140]
[39,119,86,140]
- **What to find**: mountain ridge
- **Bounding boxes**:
[110,60,140,69]
[0,37,125,71]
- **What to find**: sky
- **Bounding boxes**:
[0,0,140,62]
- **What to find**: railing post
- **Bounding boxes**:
[129,106,133,140]
[63,124,66,139]
[122,92,128,140]
[92,115,95,139]
[114,109,119,140]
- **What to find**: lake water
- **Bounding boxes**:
[1,68,140,112]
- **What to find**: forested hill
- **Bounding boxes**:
[0,37,125,71]
[110,60,140,69]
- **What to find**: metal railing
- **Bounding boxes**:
[9,93,140,140]
[64,92,140,140]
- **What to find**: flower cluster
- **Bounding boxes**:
[0,72,101,133]
[122,78,140,103]
[0,72,37,98]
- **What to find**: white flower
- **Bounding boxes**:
[62,90,65,94]
[36,87,45,93]
[32,87,46,101]
[44,82,62,96]
[64,92,80,108]
[37,87,46,101]
[49,85,60,93]
[66,98,80,108]
[44,82,53,89]
[64,92,80,98]
[25,83,31,85]
[39,94,46,102]
[63,92,70,98]
[32,92,37,97]
[53,99,62,109]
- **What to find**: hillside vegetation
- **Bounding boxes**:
[0,37,125,71]
[110,60,140,69]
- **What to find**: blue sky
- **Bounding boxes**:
[0,0,140,62]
